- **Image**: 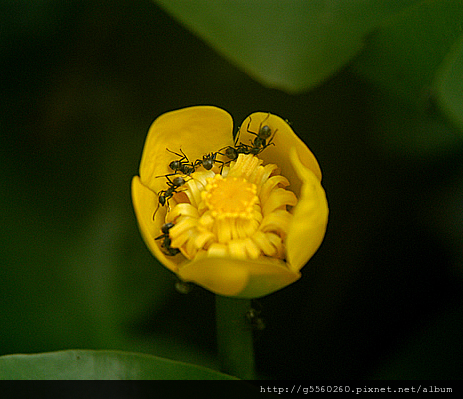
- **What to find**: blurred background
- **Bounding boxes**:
[1,0,463,379]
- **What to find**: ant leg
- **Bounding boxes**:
[212,157,225,170]
[156,172,183,180]
[166,148,188,163]
[246,116,257,137]
[163,174,183,187]
[219,159,227,174]
[234,126,242,146]
[267,128,278,147]
[259,113,270,132]
[155,232,166,240]
[152,200,161,220]
[262,112,270,124]
[247,113,271,137]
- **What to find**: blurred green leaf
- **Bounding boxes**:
[372,304,463,380]
[367,90,463,159]
[0,350,236,380]
[353,0,463,113]
[153,0,418,93]
[434,34,463,131]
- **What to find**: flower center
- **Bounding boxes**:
[204,175,258,219]
[161,153,297,261]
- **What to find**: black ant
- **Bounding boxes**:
[166,148,196,175]
[215,125,254,163]
[175,278,193,294]
[155,222,180,256]
[245,114,276,155]
[159,175,188,205]
[153,174,188,218]
[194,152,225,171]
[245,304,265,331]
[218,142,252,163]
[218,114,278,164]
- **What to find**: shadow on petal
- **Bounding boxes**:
[178,256,300,298]
[131,176,181,273]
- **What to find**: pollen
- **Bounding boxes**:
[204,175,258,219]
[163,153,297,261]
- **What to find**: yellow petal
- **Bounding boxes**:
[266,232,286,259]
[261,188,298,216]
[131,176,181,273]
[207,243,228,257]
[133,107,328,299]
[193,230,215,250]
[177,256,300,298]
[228,239,248,260]
[251,230,277,257]
[139,106,234,192]
[238,112,322,197]
[259,175,290,200]
[165,203,200,223]
[169,218,198,248]
[260,210,293,237]
[286,148,329,272]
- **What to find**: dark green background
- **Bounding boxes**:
[1,0,463,379]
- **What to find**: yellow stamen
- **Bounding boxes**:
[161,153,298,262]
[204,175,258,219]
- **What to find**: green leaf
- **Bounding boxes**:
[0,350,237,380]
[367,90,462,159]
[353,0,463,111]
[153,0,418,93]
[434,33,463,131]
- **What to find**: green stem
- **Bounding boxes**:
[215,295,255,379]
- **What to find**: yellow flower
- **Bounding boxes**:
[131,106,328,298]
